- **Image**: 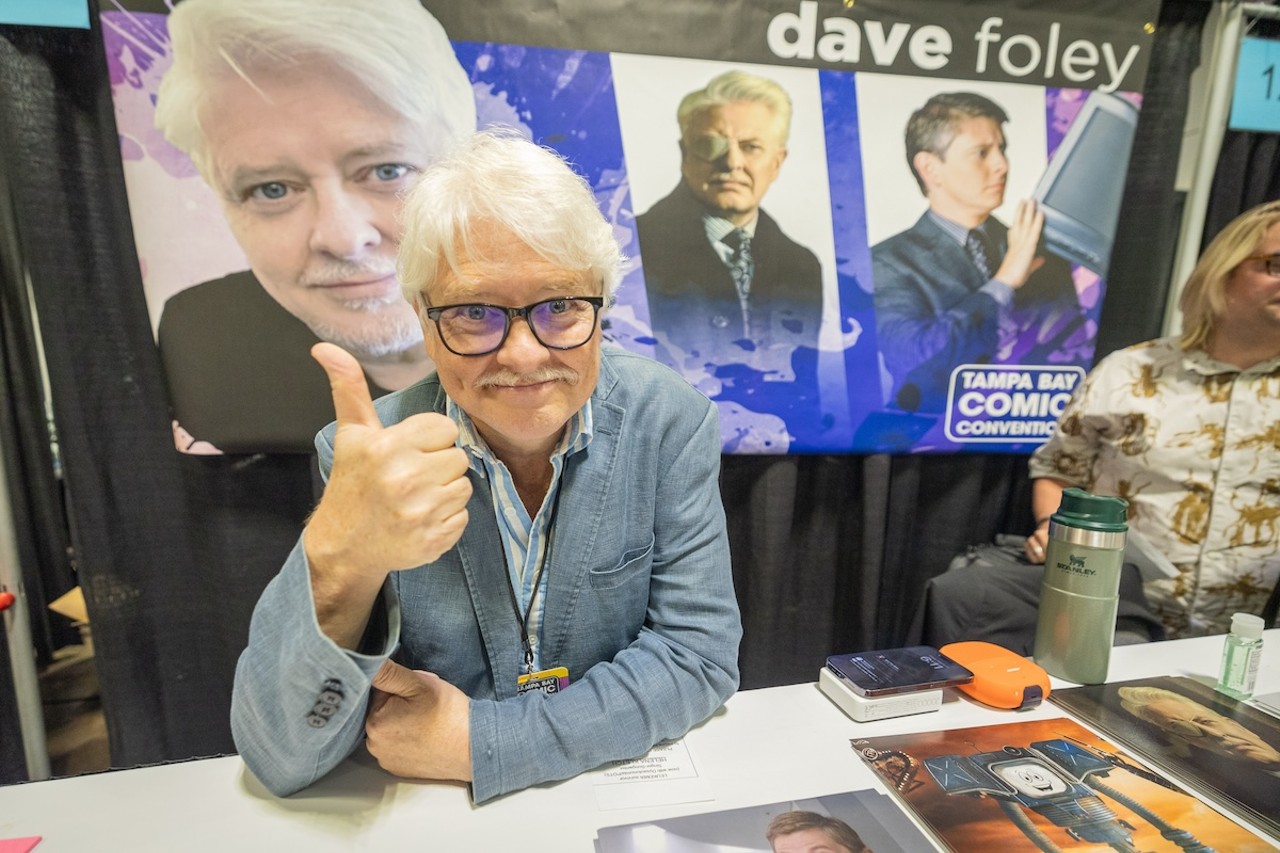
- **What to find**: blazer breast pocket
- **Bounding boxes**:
[587,536,655,591]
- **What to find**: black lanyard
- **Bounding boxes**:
[503,476,564,675]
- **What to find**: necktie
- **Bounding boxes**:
[965,228,995,279]
[724,228,754,335]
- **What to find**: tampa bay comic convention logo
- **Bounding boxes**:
[945,364,1085,444]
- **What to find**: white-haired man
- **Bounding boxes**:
[154,0,475,452]
[231,131,742,803]
[1118,684,1280,822]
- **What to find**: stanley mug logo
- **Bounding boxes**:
[1054,553,1097,577]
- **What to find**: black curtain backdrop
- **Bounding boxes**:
[1097,0,1212,356]
[0,1,1208,774]
[1203,15,1280,243]
[1206,129,1280,242]
[0,25,87,784]
[0,625,20,782]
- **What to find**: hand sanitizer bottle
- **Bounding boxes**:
[1216,612,1265,700]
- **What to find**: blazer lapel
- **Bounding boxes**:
[538,366,625,667]
[919,214,989,292]
[453,476,524,698]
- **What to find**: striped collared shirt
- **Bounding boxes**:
[446,397,594,671]
[703,213,758,266]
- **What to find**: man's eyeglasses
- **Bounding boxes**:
[1242,254,1280,277]
[423,296,604,357]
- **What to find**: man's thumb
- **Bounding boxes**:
[370,659,425,697]
[312,342,382,429]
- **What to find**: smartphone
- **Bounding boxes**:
[825,645,973,697]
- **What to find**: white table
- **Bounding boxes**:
[1,631,1276,851]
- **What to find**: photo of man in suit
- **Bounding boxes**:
[152,0,475,453]
[872,92,1082,414]
[636,70,823,370]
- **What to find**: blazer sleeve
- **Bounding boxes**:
[229,426,401,796]
[229,544,401,795]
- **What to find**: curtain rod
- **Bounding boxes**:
[1242,2,1280,21]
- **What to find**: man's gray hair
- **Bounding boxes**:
[676,70,792,146]
[398,129,624,304]
[155,0,475,180]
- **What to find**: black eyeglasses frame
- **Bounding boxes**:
[422,296,605,357]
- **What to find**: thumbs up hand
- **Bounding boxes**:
[303,343,472,645]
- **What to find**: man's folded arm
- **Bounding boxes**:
[230,546,398,796]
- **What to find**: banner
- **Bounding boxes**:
[100,0,1159,455]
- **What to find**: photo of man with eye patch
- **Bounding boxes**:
[635,69,823,370]
[1052,675,1280,841]
[151,0,476,453]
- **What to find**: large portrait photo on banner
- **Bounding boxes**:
[104,0,476,455]
[614,55,852,453]
[100,0,1157,456]
[103,0,644,455]
[855,75,1133,451]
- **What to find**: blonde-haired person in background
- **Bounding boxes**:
[916,201,1280,650]
[154,0,475,453]
[1027,200,1280,636]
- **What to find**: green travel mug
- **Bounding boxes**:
[1032,488,1129,684]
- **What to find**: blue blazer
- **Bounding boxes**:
[872,213,1080,413]
[230,347,742,802]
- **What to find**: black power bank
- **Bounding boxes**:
[825,645,974,697]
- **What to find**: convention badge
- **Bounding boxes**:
[517,666,570,696]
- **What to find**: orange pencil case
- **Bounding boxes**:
[940,641,1051,710]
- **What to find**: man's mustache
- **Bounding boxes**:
[707,173,749,185]
[474,366,580,389]
[301,259,398,287]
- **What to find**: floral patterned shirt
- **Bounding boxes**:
[1029,337,1280,637]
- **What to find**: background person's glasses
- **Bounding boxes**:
[1242,254,1280,276]
[424,296,604,356]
